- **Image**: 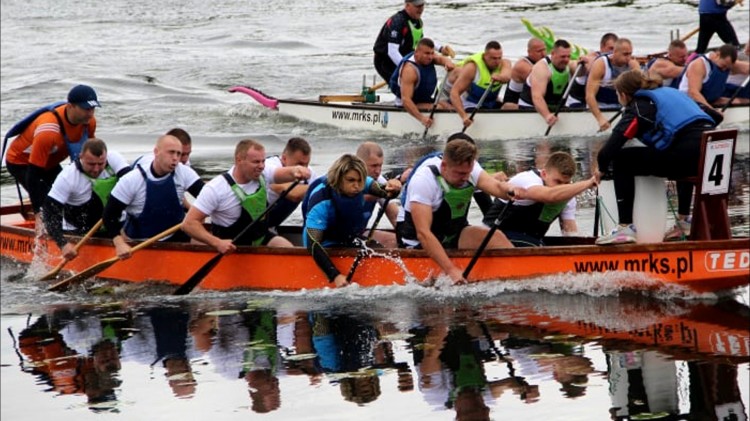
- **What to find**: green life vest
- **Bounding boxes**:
[548,61,570,96]
[433,166,475,245]
[407,20,424,50]
[465,51,502,90]
[436,174,475,220]
[229,176,267,222]
[84,165,118,208]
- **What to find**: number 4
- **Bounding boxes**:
[707,154,724,186]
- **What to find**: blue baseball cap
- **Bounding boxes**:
[67,84,101,109]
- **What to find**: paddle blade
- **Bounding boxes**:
[173,253,224,295]
[48,257,118,292]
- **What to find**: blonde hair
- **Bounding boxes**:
[327,154,367,193]
[614,70,662,98]
[234,139,264,160]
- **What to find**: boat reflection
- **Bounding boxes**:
[7,294,749,418]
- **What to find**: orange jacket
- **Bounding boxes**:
[6,104,96,170]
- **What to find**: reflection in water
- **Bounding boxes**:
[6,295,747,418]
[14,305,131,413]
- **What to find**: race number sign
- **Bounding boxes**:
[701,137,735,195]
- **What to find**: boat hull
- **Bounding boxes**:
[273,98,749,141]
[2,213,748,293]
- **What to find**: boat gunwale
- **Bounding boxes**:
[2,217,747,259]
[277,97,750,114]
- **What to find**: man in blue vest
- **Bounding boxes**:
[390,38,454,128]
[104,135,205,257]
[646,40,689,89]
[679,43,745,109]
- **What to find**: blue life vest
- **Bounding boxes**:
[634,88,714,150]
[389,52,438,104]
[2,102,66,161]
[301,176,326,221]
[302,176,371,246]
[49,108,87,161]
[123,165,185,239]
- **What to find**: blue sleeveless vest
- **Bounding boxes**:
[389,52,438,104]
[124,165,185,239]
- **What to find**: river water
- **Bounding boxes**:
[1,0,749,420]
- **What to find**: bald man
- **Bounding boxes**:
[585,38,640,132]
[103,135,205,258]
[356,141,402,248]
[503,38,548,109]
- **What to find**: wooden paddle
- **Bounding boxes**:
[48,223,182,292]
[644,26,701,62]
[345,198,391,282]
[38,219,104,281]
[319,94,379,103]
[462,194,514,281]
[720,76,749,112]
[422,72,451,140]
[544,61,585,136]
[173,180,301,295]
[461,82,497,134]
[367,80,388,93]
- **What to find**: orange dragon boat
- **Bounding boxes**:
[1,204,747,294]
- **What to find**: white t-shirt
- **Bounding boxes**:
[192,165,276,227]
[111,161,201,217]
[47,151,130,229]
[263,155,317,204]
[500,170,576,221]
[397,156,484,223]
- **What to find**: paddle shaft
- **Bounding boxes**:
[368,81,387,93]
[608,109,623,125]
[422,72,450,140]
[39,219,104,281]
[720,76,749,112]
[544,62,585,136]
[463,195,514,280]
[646,26,701,61]
[173,179,301,295]
[346,198,391,282]
[48,223,182,292]
[461,82,497,134]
